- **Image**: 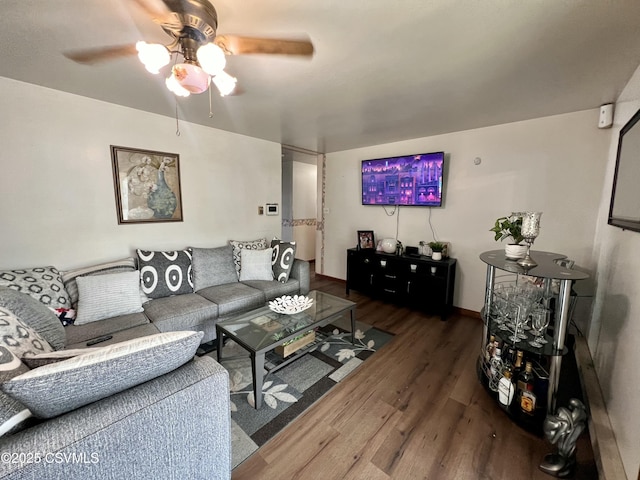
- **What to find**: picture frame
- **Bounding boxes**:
[110,145,183,224]
[357,230,375,250]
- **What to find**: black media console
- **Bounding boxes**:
[346,248,457,320]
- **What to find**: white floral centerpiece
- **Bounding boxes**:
[268,295,313,314]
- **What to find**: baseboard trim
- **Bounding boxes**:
[454,307,481,320]
[574,334,627,480]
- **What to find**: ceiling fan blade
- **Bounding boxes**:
[63,44,138,65]
[214,35,314,57]
[130,0,180,28]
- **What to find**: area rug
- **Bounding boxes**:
[207,318,394,469]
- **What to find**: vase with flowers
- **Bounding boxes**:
[490,213,527,259]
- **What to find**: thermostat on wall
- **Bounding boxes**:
[266,203,279,216]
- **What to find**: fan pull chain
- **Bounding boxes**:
[208,77,214,118]
[175,98,181,136]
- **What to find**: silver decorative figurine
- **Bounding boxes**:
[539,398,587,478]
[517,211,542,268]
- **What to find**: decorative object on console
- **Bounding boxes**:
[405,246,420,257]
[136,250,194,299]
[517,212,543,268]
[539,398,587,478]
[268,295,313,314]
[357,231,375,250]
[490,213,527,260]
[380,238,396,254]
[428,241,445,261]
[111,146,182,224]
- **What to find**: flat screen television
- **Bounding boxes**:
[361,151,445,206]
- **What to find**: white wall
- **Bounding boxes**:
[292,161,317,260]
[589,63,640,479]
[323,109,611,312]
[0,77,282,270]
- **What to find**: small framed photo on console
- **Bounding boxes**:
[357,230,375,250]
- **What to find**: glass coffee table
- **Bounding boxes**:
[215,290,356,409]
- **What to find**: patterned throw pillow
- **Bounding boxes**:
[0,266,71,309]
[271,239,297,283]
[136,250,194,299]
[229,238,268,278]
[0,307,55,359]
[0,346,32,437]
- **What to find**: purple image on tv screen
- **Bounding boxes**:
[361,151,445,206]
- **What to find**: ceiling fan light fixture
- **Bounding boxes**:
[136,41,170,74]
[212,70,237,96]
[170,63,210,94]
[165,74,191,97]
[197,43,226,76]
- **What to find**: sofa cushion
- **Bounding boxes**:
[2,331,204,419]
[239,248,274,281]
[64,312,150,346]
[137,249,194,299]
[143,293,219,333]
[0,266,71,310]
[0,346,32,437]
[0,287,67,350]
[191,246,237,291]
[241,278,301,301]
[271,239,297,283]
[229,238,268,278]
[197,283,265,317]
[0,306,55,359]
[61,257,139,308]
[75,271,144,325]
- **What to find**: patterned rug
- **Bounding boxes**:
[207,318,394,469]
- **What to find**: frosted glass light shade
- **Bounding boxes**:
[136,41,170,74]
[197,43,226,76]
[212,70,237,96]
[170,63,210,94]
[165,74,191,97]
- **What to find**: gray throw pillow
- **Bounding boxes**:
[136,250,194,299]
[0,287,66,350]
[239,248,274,281]
[0,346,32,436]
[229,238,268,278]
[75,271,144,325]
[2,331,203,418]
[191,246,238,291]
[271,239,297,283]
[0,307,55,358]
[0,266,71,309]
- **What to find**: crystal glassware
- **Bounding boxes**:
[529,306,550,347]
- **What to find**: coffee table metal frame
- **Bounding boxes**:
[215,290,356,409]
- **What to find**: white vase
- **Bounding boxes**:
[505,244,528,260]
[432,251,442,261]
[381,238,396,254]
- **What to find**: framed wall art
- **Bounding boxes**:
[110,145,183,224]
[357,230,375,250]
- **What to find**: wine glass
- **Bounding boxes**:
[529,306,550,347]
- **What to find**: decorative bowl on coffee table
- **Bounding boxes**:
[268,295,314,314]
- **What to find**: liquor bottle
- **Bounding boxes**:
[516,361,537,415]
[485,335,496,361]
[512,350,524,379]
[498,370,515,406]
[502,348,515,377]
[489,347,503,392]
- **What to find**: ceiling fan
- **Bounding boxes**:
[64,0,314,97]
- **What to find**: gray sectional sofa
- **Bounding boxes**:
[0,241,310,479]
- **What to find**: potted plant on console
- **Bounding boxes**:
[490,213,527,260]
[428,241,445,261]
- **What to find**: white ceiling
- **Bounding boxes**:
[2,0,640,153]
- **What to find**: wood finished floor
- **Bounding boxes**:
[233,273,597,480]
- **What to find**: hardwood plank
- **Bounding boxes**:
[233,272,597,479]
